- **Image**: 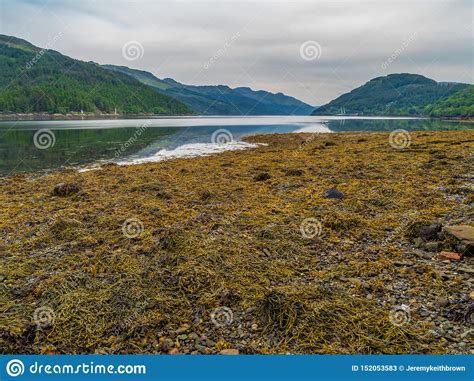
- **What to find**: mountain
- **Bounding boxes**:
[104,65,315,115]
[0,35,191,115]
[312,73,472,117]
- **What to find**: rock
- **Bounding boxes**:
[470,291,474,301]
[425,242,440,252]
[323,187,344,199]
[413,237,424,248]
[458,265,474,275]
[251,323,258,331]
[444,225,474,255]
[52,183,81,196]
[177,334,188,340]
[435,297,449,308]
[220,349,239,355]
[418,223,442,241]
[195,344,208,353]
[168,348,180,355]
[284,168,304,176]
[175,324,190,334]
[437,251,462,261]
[254,172,271,181]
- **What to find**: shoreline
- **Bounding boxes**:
[0,112,473,122]
[1,131,473,354]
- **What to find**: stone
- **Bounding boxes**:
[177,334,188,340]
[220,349,239,355]
[458,265,474,275]
[435,297,449,308]
[324,187,344,199]
[437,251,462,261]
[425,242,440,252]
[444,225,474,242]
[444,225,474,255]
[175,324,190,334]
[418,223,442,241]
[52,182,81,196]
[254,172,271,181]
[413,237,424,248]
[470,291,474,301]
[251,323,258,331]
[168,348,179,355]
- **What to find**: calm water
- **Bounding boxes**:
[0,116,472,176]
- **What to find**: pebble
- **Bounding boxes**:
[470,291,474,300]
[175,324,190,334]
[435,297,449,308]
[251,323,258,331]
[220,349,239,355]
[168,348,180,355]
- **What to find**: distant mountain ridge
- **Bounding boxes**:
[312,73,473,117]
[0,34,191,115]
[104,65,315,115]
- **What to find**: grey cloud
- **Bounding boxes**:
[1,0,472,104]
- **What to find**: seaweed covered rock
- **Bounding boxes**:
[52,182,81,196]
[419,222,442,241]
[323,187,344,199]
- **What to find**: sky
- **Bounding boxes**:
[0,0,472,105]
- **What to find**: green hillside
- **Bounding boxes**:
[312,73,472,117]
[423,85,474,117]
[104,64,315,115]
[0,35,191,115]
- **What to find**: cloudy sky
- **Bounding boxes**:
[0,0,472,104]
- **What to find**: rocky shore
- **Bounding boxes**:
[0,131,473,354]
